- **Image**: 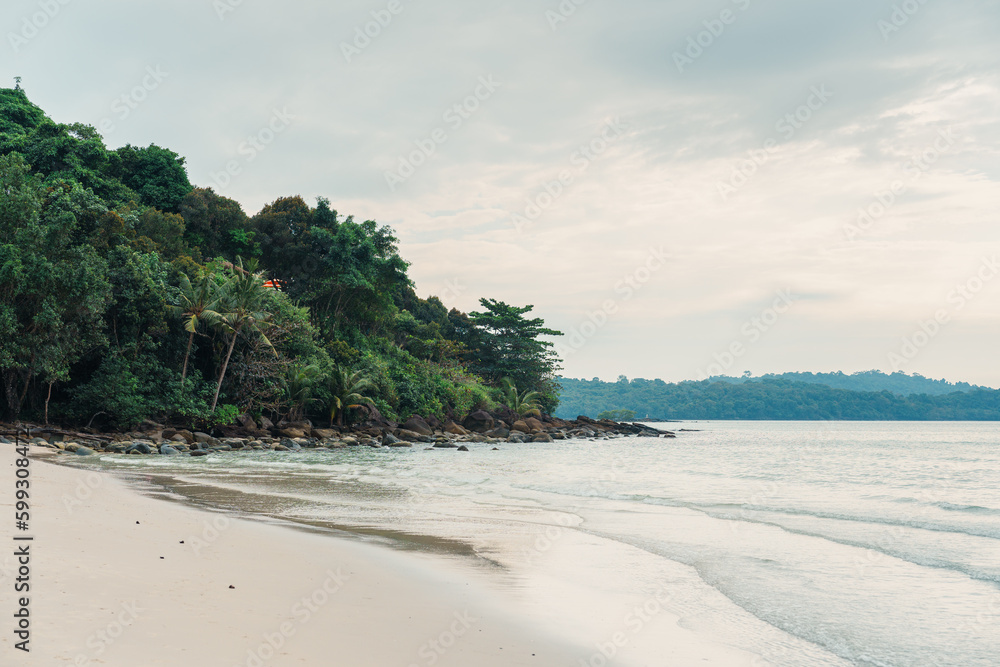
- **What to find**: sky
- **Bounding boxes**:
[4,0,999,386]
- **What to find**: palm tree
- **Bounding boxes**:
[210,258,274,412]
[167,271,223,387]
[501,377,542,418]
[325,366,376,427]
[286,363,321,422]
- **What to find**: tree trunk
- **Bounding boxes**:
[44,380,53,425]
[180,331,194,387]
[210,324,242,412]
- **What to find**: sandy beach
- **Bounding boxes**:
[0,445,587,667]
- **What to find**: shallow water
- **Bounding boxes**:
[64,421,1000,666]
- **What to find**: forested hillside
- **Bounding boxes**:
[707,370,988,396]
[0,85,562,429]
[556,376,1000,421]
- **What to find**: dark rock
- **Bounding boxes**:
[457,445,470,452]
[382,433,403,447]
[531,433,554,443]
[75,446,95,456]
[524,417,544,431]
[462,410,495,433]
[259,416,276,430]
[402,415,433,436]
[162,429,194,444]
[126,442,152,455]
[511,420,529,433]
[273,444,290,452]
[487,427,511,439]
[279,427,307,439]
[280,438,301,451]
[236,413,257,430]
[433,442,459,449]
[159,444,180,455]
[190,450,209,457]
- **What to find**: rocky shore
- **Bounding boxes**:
[0,411,674,456]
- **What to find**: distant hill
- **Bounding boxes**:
[707,370,989,397]
[554,374,1000,421]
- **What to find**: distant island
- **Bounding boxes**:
[557,371,1000,421]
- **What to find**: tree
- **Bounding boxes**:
[501,377,542,417]
[167,271,222,387]
[210,258,274,411]
[324,366,376,427]
[465,299,563,398]
[106,144,193,212]
[285,363,321,422]
[0,153,111,419]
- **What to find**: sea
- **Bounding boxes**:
[63,421,1000,666]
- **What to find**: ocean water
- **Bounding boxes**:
[66,421,1000,666]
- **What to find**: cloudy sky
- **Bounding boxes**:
[5,0,999,385]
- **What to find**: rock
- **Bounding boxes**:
[462,410,495,433]
[382,433,403,447]
[107,443,128,453]
[311,428,337,440]
[259,416,275,430]
[511,420,530,434]
[159,444,180,455]
[341,436,358,446]
[193,432,213,443]
[433,442,459,449]
[507,433,528,443]
[492,447,500,451]
[63,442,81,453]
[487,427,510,439]
[162,429,194,444]
[402,415,433,436]
[280,438,301,451]
[75,446,95,456]
[444,422,469,436]
[126,442,152,455]
[396,428,432,443]
[551,431,566,440]
[209,444,232,452]
[524,417,544,431]
[530,433,554,443]
[388,442,413,448]
[190,450,209,457]
[279,428,307,439]
[273,444,290,452]
[457,445,470,452]
[236,413,257,430]
[139,419,164,432]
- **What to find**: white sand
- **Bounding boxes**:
[0,446,585,666]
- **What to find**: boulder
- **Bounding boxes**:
[159,444,180,455]
[524,417,544,431]
[75,446,95,456]
[190,450,209,457]
[259,416,276,430]
[279,428,307,439]
[63,443,81,453]
[511,420,530,433]
[235,413,257,430]
[444,422,469,436]
[273,444,290,452]
[402,416,433,436]
[433,442,459,449]
[387,441,413,448]
[531,433,554,443]
[462,410,494,433]
[396,429,432,443]
[126,442,152,455]
[507,433,529,443]
[280,438,301,451]
[487,427,510,439]
[457,445,470,452]
[163,429,194,444]
[311,428,337,440]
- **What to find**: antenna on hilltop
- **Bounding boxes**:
[14,76,22,90]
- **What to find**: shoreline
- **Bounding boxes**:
[1,447,590,666]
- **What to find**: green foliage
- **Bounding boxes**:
[597,409,636,422]
[501,377,542,417]
[557,377,1000,421]
[0,88,562,427]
